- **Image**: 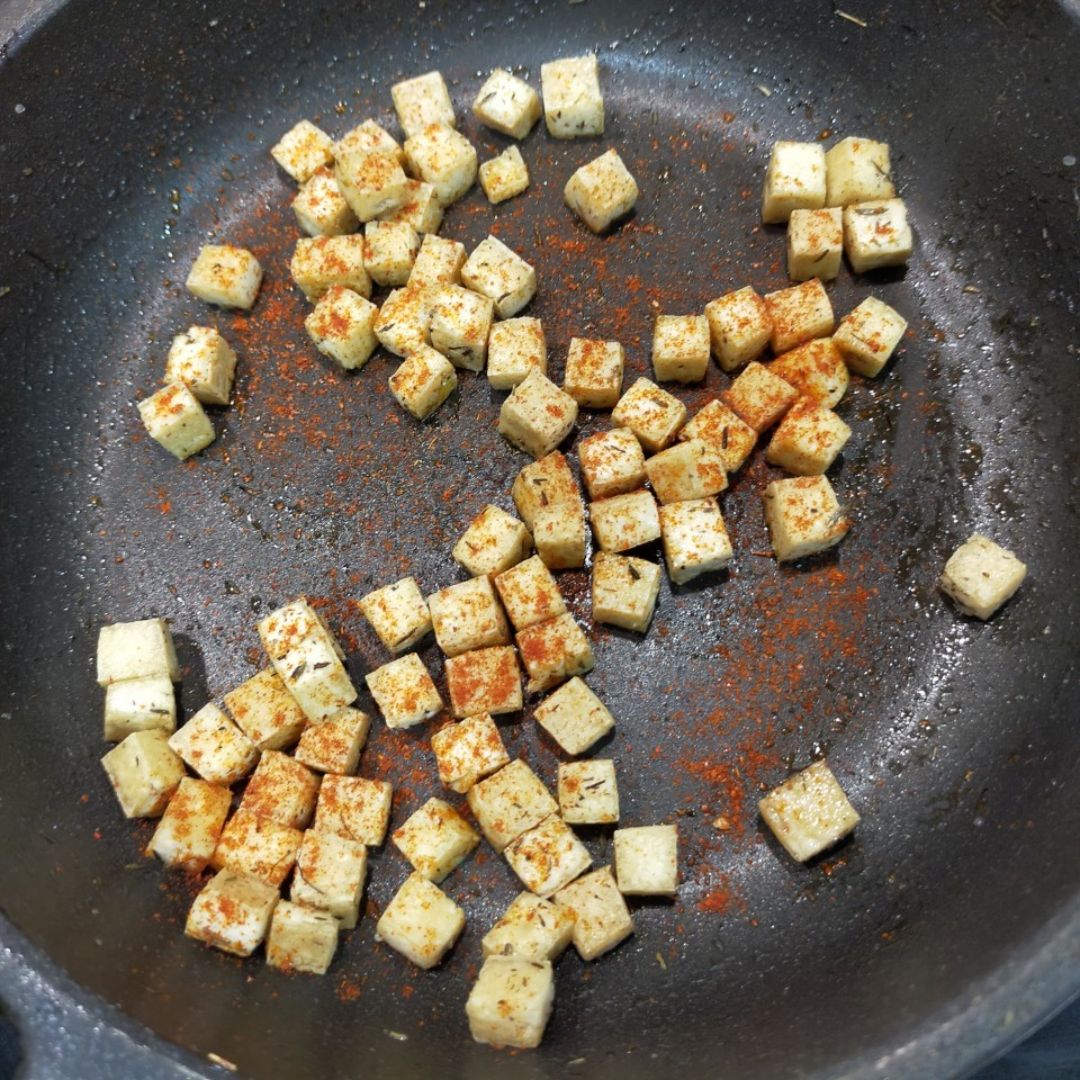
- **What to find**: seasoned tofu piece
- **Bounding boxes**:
[428,575,511,658]
[764,278,835,354]
[613,824,678,896]
[293,166,359,236]
[487,316,547,390]
[678,400,758,474]
[765,398,852,476]
[101,729,185,819]
[266,900,339,975]
[658,497,734,585]
[467,759,558,852]
[769,338,849,409]
[461,235,537,318]
[379,178,444,234]
[375,285,434,358]
[499,369,579,458]
[164,325,237,406]
[271,119,334,182]
[150,777,232,872]
[843,198,913,273]
[645,439,728,504]
[293,707,370,775]
[722,360,798,433]
[591,551,661,634]
[97,617,180,687]
[558,759,619,825]
[212,809,302,887]
[516,613,595,695]
[578,427,647,502]
[169,702,259,786]
[467,957,555,1050]
[564,149,638,232]
[403,124,478,206]
[375,872,465,969]
[762,140,827,224]
[362,220,420,287]
[479,145,530,204]
[305,285,379,370]
[104,673,176,742]
[589,489,661,553]
[389,344,458,421]
[359,577,432,654]
[431,712,511,795]
[334,118,403,163]
[833,295,907,377]
[408,233,467,289]
[534,676,614,756]
[611,378,687,454]
[705,285,773,373]
[223,668,307,752]
[824,136,895,207]
[532,506,588,570]
[137,383,215,461]
[563,337,624,409]
[291,828,368,928]
[652,315,710,383]
[240,750,321,830]
[392,71,456,139]
[291,235,371,302]
[495,555,566,632]
[429,284,494,371]
[511,452,583,531]
[392,797,481,881]
[541,54,604,138]
[763,475,850,563]
[334,148,410,222]
[552,866,633,961]
[505,814,592,897]
[365,653,444,729]
[445,646,523,718]
[186,869,279,958]
[186,244,262,309]
[314,775,394,847]
[453,504,532,578]
[787,207,844,281]
[939,534,1027,620]
[473,69,542,139]
[482,891,575,961]
[759,759,860,861]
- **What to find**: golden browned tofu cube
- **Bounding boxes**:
[678,400,757,474]
[644,439,728,504]
[495,555,567,632]
[467,759,558,852]
[591,551,661,633]
[564,148,637,232]
[611,378,687,453]
[563,337,625,409]
[578,427,647,500]
[762,140,826,224]
[392,797,481,882]
[704,286,772,372]
[939,534,1027,620]
[428,575,511,658]
[552,866,633,961]
[652,315,710,383]
[431,713,510,794]
[759,759,860,861]
[764,398,852,476]
[764,278,835,354]
[833,296,907,377]
[499,370,579,458]
[722,361,799,433]
[516,613,595,695]
[762,475,850,562]
[787,207,843,281]
[240,750,321,830]
[534,676,614,756]
[658,498,733,584]
[589,489,661,553]
[768,338,849,409]
[445,646,523,718]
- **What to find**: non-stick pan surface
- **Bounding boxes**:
[1,1,1078,1077]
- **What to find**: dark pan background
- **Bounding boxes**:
[0,1,1078,1077]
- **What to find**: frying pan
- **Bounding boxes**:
[1,0,1078,1076]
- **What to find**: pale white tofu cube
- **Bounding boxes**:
[467,956,555,1050]
[552,866,633,961]
[223,668,307,751]
[305,285,379,371]
[428,575,511,658]
[487,316,547,390]
[403,124,477,206]
[445,646,523,718]
[564,148,638,233]
[678,400,758,474]
[541,54,603,138]
[939,534,1027,620]
[763,475,850,563]
[563,337,624,409]
[500,370,579,459]
[408,233,467,289]
[613,824,678,896]
[137,383,215,461]
[765,398,852,475]
[392,71,456,139]
[429,284,494,371]
[658,497,734,584]
[185,244,262,309]
[290,235,371,302]
[359,577,432,653]
[652,315,710,383]
[511,451,583,531]
[334,118,403,163]
[591,551,661,634]
[611,377,687,454]
[335,148,410,222]
[101,729,185,818]
[473,69,542,139]
[103,674,176,742]
[762,141,827,224]
[164,326,237,406]
[375,285,433,357]
[294,708,370,775]
[392,797,481,881]
[149,777,231,872]
[363,220,420,287]
[240,750,321,829]
[764,278,835,354]
[705,285,773,372]
[96,617,180,686]
[578,427,647,500]
[825,136,895,207]
[843,198,913,273]
[169,703,259,785]
[516,613,595,695]
[379,178,444,233]
[534,676,614,756]
[494,555,566,632]
[787,207,843,281]
[505,813,592,897]
[461,235,537,319]
[722,360,798,432]
[482,892,575,961]
[266,900,339,975]
[271,119,334,182]
[558,759,619,825]
[375,872,466,969]
[769,338,849,409]
[479,145,530,204]
[467,759,558,852]
[431,712,510,795]
[365,653,444,729]
[589,489,661,553]
[185,869,278,958]
[212,808,302,887]
[453,504,532,577]
[293,167,359,236]
[759,759,860,861]
[532,505,588,570]
[389,344,458,421]
[291,828,368,928]
[314,775,393,846]
[833,295,907,377]
[645,439,728,504]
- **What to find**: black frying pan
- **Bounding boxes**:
[1,0,1078,1076]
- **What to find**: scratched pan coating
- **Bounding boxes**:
[0,0,1078,1077]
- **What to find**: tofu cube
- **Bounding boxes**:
[290,235,371,302]
[164,325,237,406]
[833,296,907,377]
[408,233,466,289]
[375,285,433,358]
[487,316,547,390]
[499,369,579,458]
[103,674,176,742]
[271,119,334,182]
[763,475,850,563]
[541,54,604,138]
[678,400,758,474]
[461,235,537,319]
[445,646,523,718]
[825,136,895,207]
[452,504,532,578]
[563,337,624,409]
[429,284,494,371]
[389,344,458,420]
[645,439,728,504]
[764,278,836,354]
[589,489,661,553]
[359,576,432,654]
[185,869,278,958]
[362,220,419,287]
[334,118,403,163]
[762,141,827,224]
[150,777,231,872]
[939,534,1027,620]
[375,872,466,969]
[532,506,587,570]
[334,148,410,222]
[392,797,481,881]
[305,285,379,371]
[473,69,543,139]
[578,427,647,500]
[552,866,633,961]
[705,286,773,373]
[765,398,852,475]
[392,71,456,139]
[137,383,215,461]
[379,178,444,234]
[652,315,710,383]
[266,900,339,975]
[101,729,185,818]
[291,828,368,928]
[365,652,444,729]
[467,759,559,852]
[511,452,583,532]
[613,824,678,896]
[185,244,262,309]
[431,712,511,795]
[494,555,566,632]
[96,617,180,686]
[516,613,595,695]
[505,814,592,897]
[722,360,799,432]
[403,124,478,206]
[212,808,302,887]
[611,378,687,454]
[591,551,661,634]
[558,759,619,825]
[658,497,734,584]
[169,703,259,786]
[294,707,370,775]
[467,956,555,1050]
[787,207,843,281]
[482,892,575,961]
[428,575,511,658]
[292,167,359,236]
[534,676,614,756]
[314,774,394,847]
[223,668,307,752]
[479,145,531,204]
[564,148,638,233]
[769,338,850,409]
[759,759,860,861]
[843,198,913,273]
[240,750,321,829]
